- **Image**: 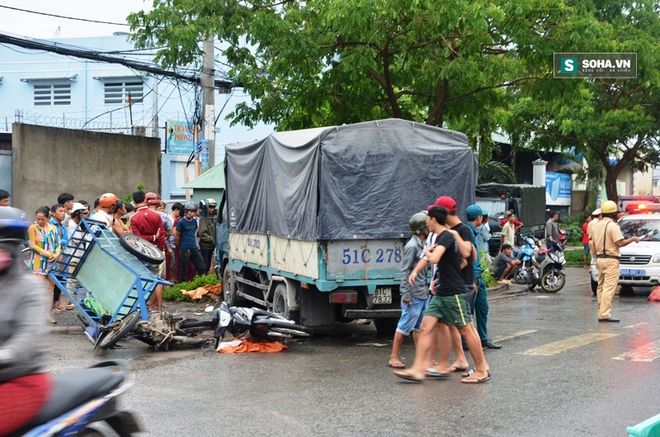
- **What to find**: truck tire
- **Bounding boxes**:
[374,318,398,335]
[272,283,289,316]
[222,264,237,306]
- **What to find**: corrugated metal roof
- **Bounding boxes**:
[20,74,77,82]
[184,163,225,189]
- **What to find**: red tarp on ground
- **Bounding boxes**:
[216,339,288,353]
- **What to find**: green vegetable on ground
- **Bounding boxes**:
[162,274,220,302]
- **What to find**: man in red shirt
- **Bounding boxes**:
[499,210,523,231]
[129,190,166,313]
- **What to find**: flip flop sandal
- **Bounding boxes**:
[449,365,469,373]
[461,368,491,378]
[425,368,451,379]
[461,375,490,384]
[387,362,406,369]
[393,370,424,383]
[51,307,64,314]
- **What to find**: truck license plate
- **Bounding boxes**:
[373,287,392,305]
[620,268,646,276]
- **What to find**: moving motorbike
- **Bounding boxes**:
[9,360,140,437]
[212,302,315,346]
[517,240,566,293]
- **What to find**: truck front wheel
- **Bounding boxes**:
[222,265,237,306]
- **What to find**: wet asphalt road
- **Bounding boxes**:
[46,267,660,437]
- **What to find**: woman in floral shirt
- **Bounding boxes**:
[27,206,61,323]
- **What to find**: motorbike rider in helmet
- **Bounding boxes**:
[92,193,118,227]
[175,202,207,282]
[0,207,52,435]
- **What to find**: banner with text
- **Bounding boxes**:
[167,121,195,155]
[546,172,572,206]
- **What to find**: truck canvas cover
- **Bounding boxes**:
[226,119,476,240]
[476,183,546,225]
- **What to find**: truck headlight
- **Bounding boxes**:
[653,254,660,263]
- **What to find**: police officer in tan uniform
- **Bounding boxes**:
[590,200,640,322]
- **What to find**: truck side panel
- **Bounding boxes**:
[270,235,320,279]
[229,233,268,266]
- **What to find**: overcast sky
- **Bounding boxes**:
[0,0,152,39]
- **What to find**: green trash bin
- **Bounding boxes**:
[627,413,660,437]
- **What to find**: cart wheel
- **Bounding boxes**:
[98,311,141,350]
[119,233,164,264]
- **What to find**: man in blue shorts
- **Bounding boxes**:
[388,212,431,369]
[393,206,490,384]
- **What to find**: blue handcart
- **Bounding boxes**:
[49,219,169,351]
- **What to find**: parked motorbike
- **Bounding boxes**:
[518,240,566,293]
[512,235,540,284]
[9,360,140,437]
[212,302,315,346]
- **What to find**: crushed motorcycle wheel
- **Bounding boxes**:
[98,311,140,350]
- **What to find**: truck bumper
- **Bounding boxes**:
[344,308,402,319]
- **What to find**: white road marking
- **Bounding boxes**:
[623,322,648,329]
[491,330,538,343]
[612,339,660,362]
[521,333,619,356]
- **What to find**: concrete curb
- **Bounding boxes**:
[488,283,530,300]
[50,326,84,335]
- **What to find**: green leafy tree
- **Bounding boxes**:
[128,0,569,160]
[504,0,660,203]
[478,160,517,184]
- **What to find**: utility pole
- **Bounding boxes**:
[202,38,216,169]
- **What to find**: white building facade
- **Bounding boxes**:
[0,33,273,199]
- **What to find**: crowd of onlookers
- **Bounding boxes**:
[0,189,217,324]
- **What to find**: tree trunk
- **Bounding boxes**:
[604,167,620,204]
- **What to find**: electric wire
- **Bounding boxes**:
[0,4,131,26]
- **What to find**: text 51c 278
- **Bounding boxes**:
[342,248,402,265]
